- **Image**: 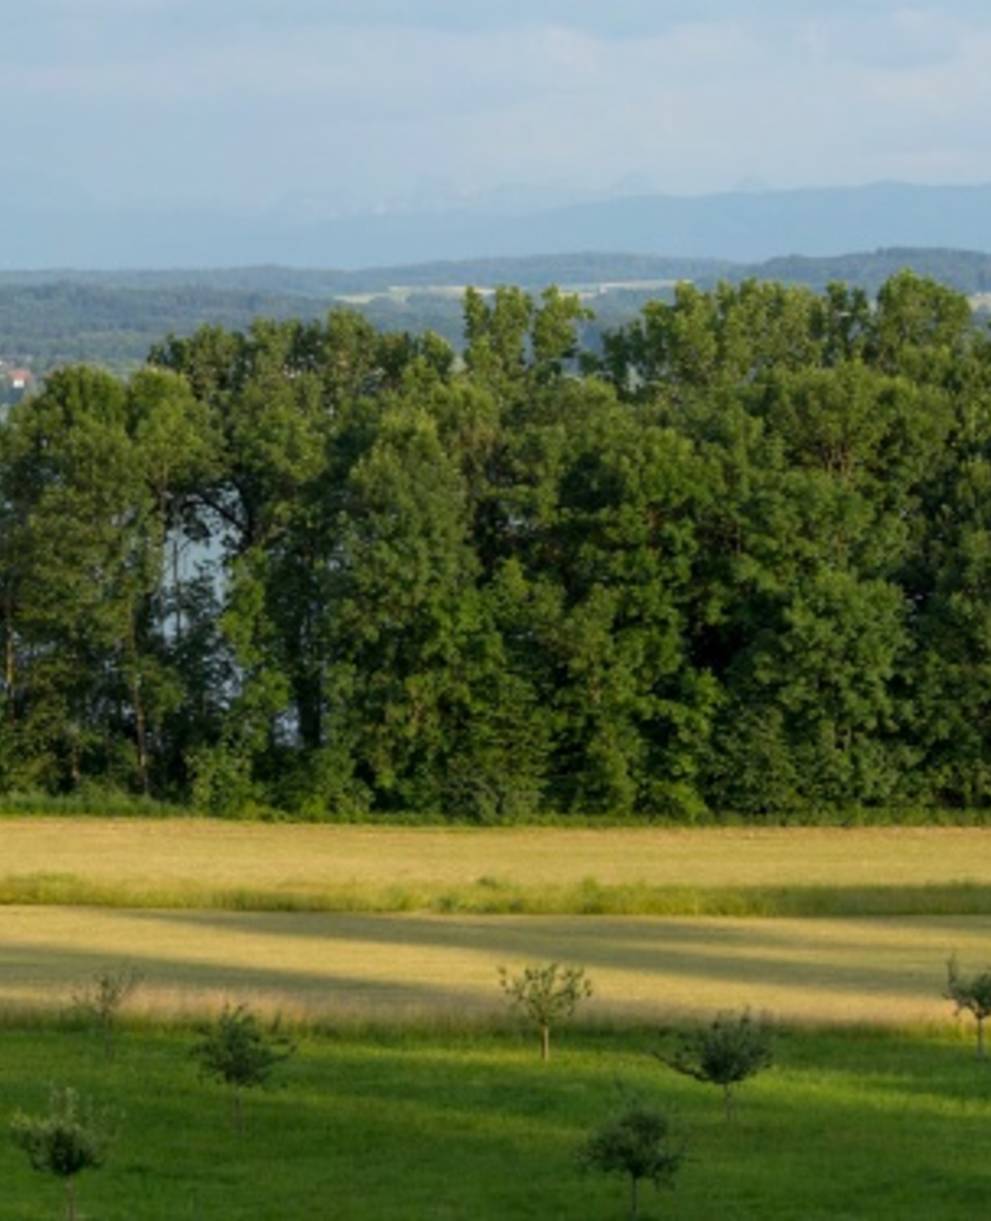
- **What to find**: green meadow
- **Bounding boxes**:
[3,1023,991,1220]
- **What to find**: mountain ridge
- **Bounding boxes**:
[4,181,991,269]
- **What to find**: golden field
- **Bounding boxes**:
[2,818,991,893]
[0,904,984,1028]
[2,818,991,1027]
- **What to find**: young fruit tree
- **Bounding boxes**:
[945,955,991,1058]
[192,1004,294,1132]
[498,962,592,1061]
[71,963,142,1061]
[658,1010,773,1119]
[10,1086,114,1221]
[578,1103,684,1221]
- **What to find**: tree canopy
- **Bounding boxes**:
[3,272,991,820]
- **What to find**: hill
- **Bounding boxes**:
[3,246,991,373]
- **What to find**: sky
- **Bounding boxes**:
[5,1,991,222]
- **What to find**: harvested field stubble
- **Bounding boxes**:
[0,905,984,1028]
[3,820,991,915]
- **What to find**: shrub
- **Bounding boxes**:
[498,962,592,1061]
[71,964,142,1060]
[578,1102,684,1220]
[10,1086,114,1221]
[192,1004,294,1131]
[658,1010,773,1119]
[945,955,991,1058]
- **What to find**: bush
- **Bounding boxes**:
[945,955,991,1058]
[70,964,142,1060]
[578,1102,684,1220]
[658,1010,773,1119]
[498,962,592,1061]
[10,1086,114,1221]
[192,1004,295,1131]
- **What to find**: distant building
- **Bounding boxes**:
[8,368,34,390]
[0,366,36,408]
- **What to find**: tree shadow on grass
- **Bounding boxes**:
[0,938,494,1017]
[106,908,957,1003]
[241,1032,991,1220]
[5,1015,991,1218]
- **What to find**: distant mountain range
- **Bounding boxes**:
[4,181,991,269]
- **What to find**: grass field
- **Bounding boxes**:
[4,817,991,1215]
[0,905,986,1027]
[3,1023,991,1219]
[4,819,991,915]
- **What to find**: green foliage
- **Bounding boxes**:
[189,743,260,818]
[659,1011,773,1118]
[498,962,593,1060]
[578,1102,684,1220]
[192,1004,294,1130]
[1,249,989,374]
[944,955,991,1058]
[10,1086,113,1221]
[5,274,991,820]
[6,868,991,916]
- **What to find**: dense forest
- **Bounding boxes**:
[3,248,990,374]
[3,272,991,819]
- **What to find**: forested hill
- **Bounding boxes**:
[3,247,991,374]
[0,253,729,294]
[4,272,991,820]
[6,246,989,294]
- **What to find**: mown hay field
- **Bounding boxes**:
[6,819,991,887]
[3,819,991,915]
[3,819,991,1026]
[1,905,986,1027]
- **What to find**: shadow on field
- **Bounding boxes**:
[115,906,991,951]
[6,1019,991,1219]
[242,1031,991,1220]
[0,939,495,1014]
[108,908,956,1001]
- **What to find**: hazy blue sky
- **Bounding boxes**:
[6,1,991,218]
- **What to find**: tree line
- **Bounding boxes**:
[6,247,991,376]
[2,272,991,820]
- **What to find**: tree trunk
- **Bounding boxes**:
[172,534,182,642]
[629,1173,639,1221]
[978,1017,985,1059]
[3,594,14,720]
[294,669,323,751]
[541,1024,550,1062]
[128,619,150,795]
[723,1083,734,1121]
[69,731,81,789]
[65,1177,77,1221]
[131,670,150,795]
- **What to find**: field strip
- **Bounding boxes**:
[3,820,991,916]
[0,905,987,1026]
[5,818,991,888]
